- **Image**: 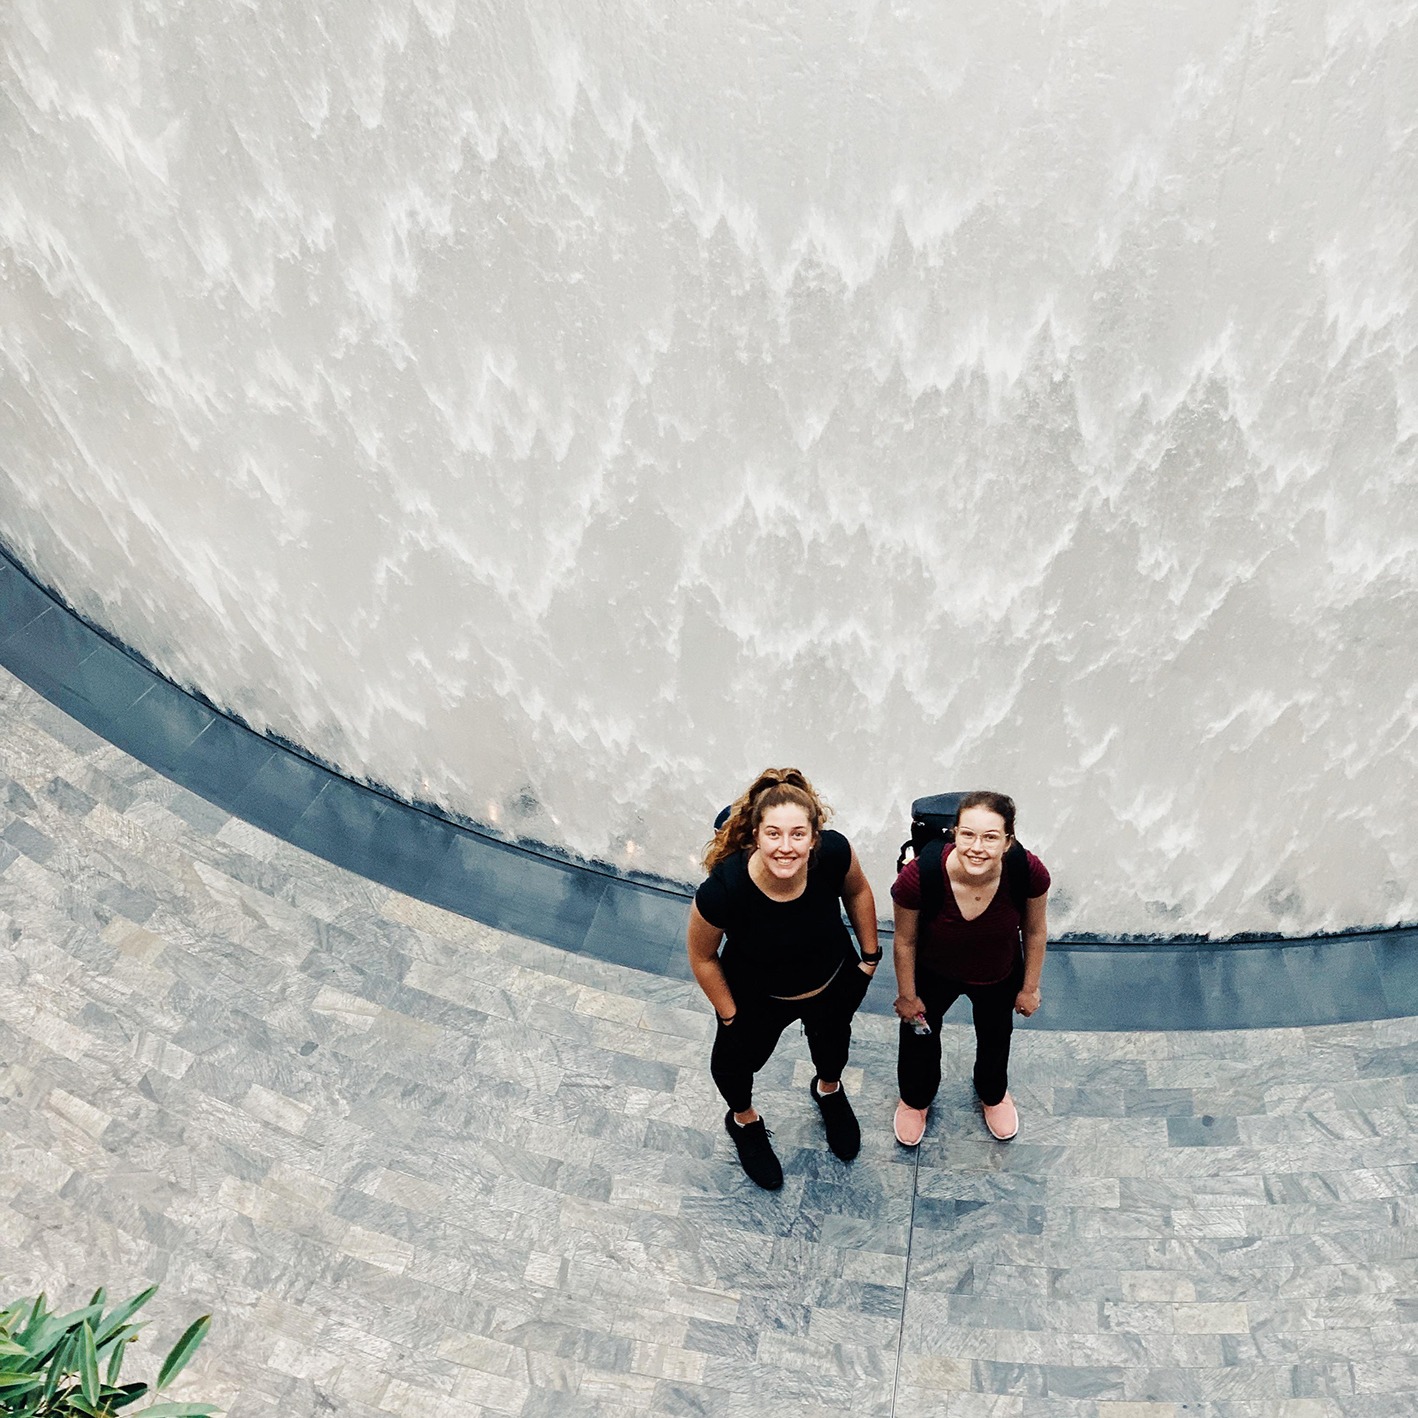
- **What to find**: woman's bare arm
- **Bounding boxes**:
[686,903,736,1020]
[1015,891,1048,1017]
[841,846,880,971]
[892,902,925,1021]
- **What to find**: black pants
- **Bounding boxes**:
[897,955,1024,1110]
[711,961,872,1115]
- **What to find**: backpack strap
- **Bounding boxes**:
[1002,841,1030,917]
[916,838,947,925]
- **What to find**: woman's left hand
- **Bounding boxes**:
[1014,987,1041,1017]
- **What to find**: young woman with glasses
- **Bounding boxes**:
[890,791,1050,1146]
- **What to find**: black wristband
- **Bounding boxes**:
[859,950,883,966]
[716,1010,736,1026]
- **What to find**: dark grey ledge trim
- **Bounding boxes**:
[2,541,1414,1031]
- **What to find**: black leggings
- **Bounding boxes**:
[711,960,872,1115]
[897,955,1024,1110]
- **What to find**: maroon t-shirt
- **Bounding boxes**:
[891,846,1051,985]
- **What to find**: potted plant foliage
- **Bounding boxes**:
[1,1285,213,1417]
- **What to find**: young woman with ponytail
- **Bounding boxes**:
[687,768,880,1189]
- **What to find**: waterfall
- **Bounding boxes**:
[3,1,1415,935]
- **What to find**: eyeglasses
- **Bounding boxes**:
[954,828,1006,848]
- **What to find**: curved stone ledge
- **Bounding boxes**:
[2,541,1414,1031]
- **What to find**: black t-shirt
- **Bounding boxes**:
[694,829,855,998]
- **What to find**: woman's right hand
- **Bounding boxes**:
[894,994,926,1023]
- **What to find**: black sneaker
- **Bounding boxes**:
[810,1077,861,1161]
[724,1110,783,1190]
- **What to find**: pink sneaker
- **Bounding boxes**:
[982,1092,1019,1141]
[893,1100,928,1147]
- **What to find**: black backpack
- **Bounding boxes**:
[896,792,1030,925]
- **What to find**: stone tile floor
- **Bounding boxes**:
[2,665,1417,1416]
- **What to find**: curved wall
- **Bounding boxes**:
[9,546,1418,1031]
[2,2,1416,935]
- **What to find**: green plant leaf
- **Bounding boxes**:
[154,1316,209,1392]
[96,1288,157,1348]
[31,1309,93,1368]
[79,1320,100,1403]
[97,1321,136,1366]
[0,1372,44,1391]
[24,1325,63,1365]
[134,1403,219,1417]
[96,1321,149,1372]
[52,1303,104,1333]
[16,1312,51,1354]
[43,1327,77,1399]
[106,1332,131,1386]
[88,1288,107,1310]
[16,1294,47,1346]
[106,1379,151,1410]
[100,1321,145,1349]
[8,1386,45,1418]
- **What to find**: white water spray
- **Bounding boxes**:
[3,2,1416,935]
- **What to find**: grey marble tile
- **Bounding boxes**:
[1167,1115,1243,1147]
[682,1318,759,1360]
[41,775,98,818]
[2,816,56,863]
[1124,1086,1197,1117]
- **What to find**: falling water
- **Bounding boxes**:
[2,1,1416,935]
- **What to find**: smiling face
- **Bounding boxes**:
[952,805,1011,879]
[754,802,816,882]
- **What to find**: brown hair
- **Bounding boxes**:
[702,768,832,873]
[953,790,1016,838]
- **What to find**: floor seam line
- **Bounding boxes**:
[889,1134,921,1418]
